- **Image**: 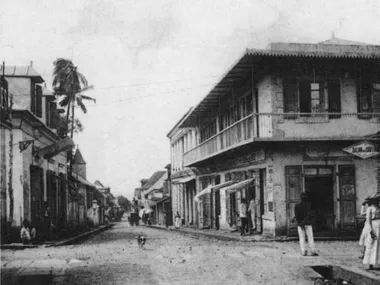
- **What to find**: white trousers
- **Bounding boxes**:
[297,225,316,254]
[250,211,256,229]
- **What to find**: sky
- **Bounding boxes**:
[1,0,380,199]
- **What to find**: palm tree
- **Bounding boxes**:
[52,58,95,138]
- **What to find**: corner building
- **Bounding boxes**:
[177,38,380,237]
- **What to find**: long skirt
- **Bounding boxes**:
[359,222,371,246]
[175,217,181,228]
[363,219,380,266]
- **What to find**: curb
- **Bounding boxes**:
[49,223,115,247]
[1,223,115,250]
[146,225,358,243]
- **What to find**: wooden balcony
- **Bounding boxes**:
[183,112,380,166]
[184,115,255,166]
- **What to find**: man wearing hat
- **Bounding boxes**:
[294,192,318,256]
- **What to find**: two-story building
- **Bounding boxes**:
[167,108,198,227]
[177,38,380,237]
[0,68,11,242]
[0,63,75,241]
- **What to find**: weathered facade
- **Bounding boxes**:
[0,71,11,242]
[176,38,380,237]
[0,64,74,241]
[167,109,197,227]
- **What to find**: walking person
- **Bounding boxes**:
[359,197,371,259]
[294,192,318,256]
[248,198,257,233]
[362,195,380,270]
[238,198,248,236]
[174,211,181,229]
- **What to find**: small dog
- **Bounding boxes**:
[137,234,146,249]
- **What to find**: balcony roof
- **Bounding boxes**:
[179,40,380,128]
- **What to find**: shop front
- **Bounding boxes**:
[271,141,379,237]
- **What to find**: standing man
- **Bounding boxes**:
[248,198,257,233]
[239,198,248,236]
[294,192,318,256]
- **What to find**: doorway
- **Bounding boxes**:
[304,167,334,233]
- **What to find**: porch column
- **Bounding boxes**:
[184,186,189,224]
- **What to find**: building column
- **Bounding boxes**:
[185,186,189,224]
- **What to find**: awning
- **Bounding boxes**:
[34,137,75,160]
[172,175,195,184]
[211,180,237,191]
[194,185,212,203]
[223,178,255,192]
[75,175,97,188]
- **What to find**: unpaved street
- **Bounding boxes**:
[1,222,366,284]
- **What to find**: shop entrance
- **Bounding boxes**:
[304,167,334,233]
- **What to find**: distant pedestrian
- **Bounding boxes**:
[362,195,380,270]
[238,198,248,236]
[175,212,181,229]
[20,219,31,244]
[294,192,318,256]
[248,198,257,233]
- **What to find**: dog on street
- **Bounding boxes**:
[137,234,146,249]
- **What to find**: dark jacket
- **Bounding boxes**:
[294,201,315,226]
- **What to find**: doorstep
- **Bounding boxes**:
[1,223,115,250]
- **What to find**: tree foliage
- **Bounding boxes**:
[117,195,132,212]
[52,58,95,138]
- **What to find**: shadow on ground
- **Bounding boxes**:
[65,263,159,285]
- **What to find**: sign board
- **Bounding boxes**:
[343,141,379,159]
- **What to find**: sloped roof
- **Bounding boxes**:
[94,180,105,188]
[145,172,167,195]
[142,171,166,190]
[73,149,86,164]
[0,65,44,82]
[318,37,367,46]
[74,175,97,188]
[166,107,193,138]
[179,38,380,128]
[42,85,54,96]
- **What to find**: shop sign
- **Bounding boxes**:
[343,141,379,159]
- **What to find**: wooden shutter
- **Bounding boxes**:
[357,77,372,118]
[31,82,36,114]
[226,192,231,226]
[30,166,44,225]
[286,166,303,236]
[299,79,311,113]
[283,78,299,117]
[372,84,380,113]
[328,79,341,118]
[339,165,356,231]
[36,84,42,118]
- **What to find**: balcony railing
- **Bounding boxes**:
[183,112,380,166]
[184,114,254,166]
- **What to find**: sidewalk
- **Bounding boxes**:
[1,223,115,250]
[148,224,380,284]
[147,224,356,242]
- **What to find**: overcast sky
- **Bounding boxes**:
[1,0,380,199]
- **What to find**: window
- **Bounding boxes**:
[46,96,60,129]
[284,77,341,118]
[200,120,217,143]
[31,83,42,118]
[246,94,253,114]
[357,77,380,118]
